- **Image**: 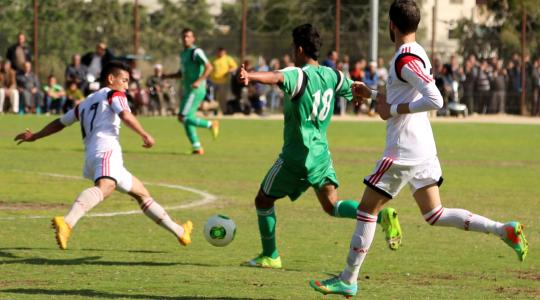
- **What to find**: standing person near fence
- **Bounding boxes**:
[211,47,237,115]
[163,28,219,155]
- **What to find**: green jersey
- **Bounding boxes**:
[278,64,353,172]
[180,45,209,90]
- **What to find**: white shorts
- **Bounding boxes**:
[363,156,443,199]
[83,148,133,193]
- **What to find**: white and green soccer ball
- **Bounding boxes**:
[204,215,236,247]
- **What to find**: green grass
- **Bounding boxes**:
[0,115,538,299]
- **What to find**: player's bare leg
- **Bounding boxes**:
[243,189,282,268]
[52,178,115,250]
[414,184,528,261]
[128,175,193,246]
[315,184,402,250]
[311,187,391,297]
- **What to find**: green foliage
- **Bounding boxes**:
[0,0,215,81]
[456,0,540,59]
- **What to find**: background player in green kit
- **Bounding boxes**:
[238,24,403,269]
[163,28,219,155]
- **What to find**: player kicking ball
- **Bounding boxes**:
[14,61,193,250]
[238,24,402,270]
[310,1,528,298]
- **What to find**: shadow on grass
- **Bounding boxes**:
[0,247,168,254]
[0,256,216,267]
[2,288,275,300]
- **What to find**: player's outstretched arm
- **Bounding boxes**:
[238,64,284,86]
[162,70,182,80]
[119,110,155,148]
[14,119,66,145]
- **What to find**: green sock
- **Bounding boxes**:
[333,200,383,223]
[333,200,359,219]
[183,123,201,149]
[185,117,211,128]
[256,207,279,259]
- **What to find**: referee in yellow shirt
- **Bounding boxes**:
[211,47,238,114]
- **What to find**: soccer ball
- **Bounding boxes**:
[204,215,236,247]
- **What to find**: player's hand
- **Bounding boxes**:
[191,80,200,89]
[352,81,373,98]
[142,133,155,148]
[238,64,249,86]
[376,94,392,120]
[14,128,36,145]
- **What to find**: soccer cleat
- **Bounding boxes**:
[502,221,528,262]
[309,276,358,298]
[210,120,219,140]
[51,216,71,250]
[178,220,193,246]
[379,207,402,250]
[242,254,282,269]
[192,148,205,155]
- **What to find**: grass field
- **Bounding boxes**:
[0,115,538,299]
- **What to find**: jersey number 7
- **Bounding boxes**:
[80,103,99,139]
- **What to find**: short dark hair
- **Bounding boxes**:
[100,61,131,85]
[182,28,194,36]
[292,23,322,60]
[389,0,421,34]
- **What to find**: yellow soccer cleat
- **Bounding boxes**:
[210,120,219,140]
[179,220,193,246]
[51,216,71,250]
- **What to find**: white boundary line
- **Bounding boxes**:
[0,171,218,220]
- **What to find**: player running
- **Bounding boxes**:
[163,28,219,155]
[310,1,528,297]
[14,61,193,250]
[238,24,402,270]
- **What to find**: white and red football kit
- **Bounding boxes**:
[60,87,133,192]
[364,42,444,198]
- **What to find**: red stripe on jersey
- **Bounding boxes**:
[396,55,423,82]
[408,61,432,83]
[108,91,126,105]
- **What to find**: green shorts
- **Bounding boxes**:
[260,157,339,201]
[179,87,206,117]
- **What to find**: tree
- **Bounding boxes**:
[455,0,540,59]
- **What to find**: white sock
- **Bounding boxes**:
[340,211,377,285]
[64,187,104,228]
[140,198,184,238]
[424,205,504,237]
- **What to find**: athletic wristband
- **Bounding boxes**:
[370,90,378,99]
[390,104,399,117]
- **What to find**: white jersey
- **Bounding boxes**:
[385,42,442,165]
[60,87,131,154]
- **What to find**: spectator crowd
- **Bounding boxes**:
[2,31,540,118]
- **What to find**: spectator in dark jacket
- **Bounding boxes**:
[81,43,114,82]
[6,33,32,72]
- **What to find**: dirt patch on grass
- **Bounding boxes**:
[515,270,540,282]
[0,201,67,211]
[0,279,47,288]
[495,286,540,297]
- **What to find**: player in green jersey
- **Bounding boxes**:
[163,28,219,155]
[238,24,402,269]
